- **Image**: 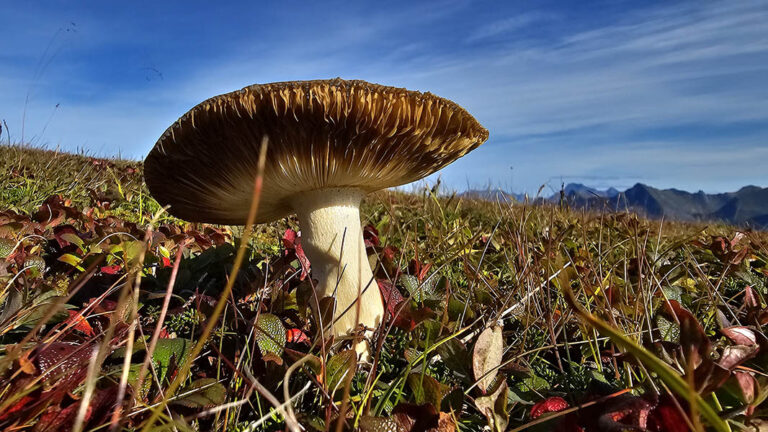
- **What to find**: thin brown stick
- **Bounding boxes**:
[140,136,269,431]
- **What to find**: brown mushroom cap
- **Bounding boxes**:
[144,79,489,224]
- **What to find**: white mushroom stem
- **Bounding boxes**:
[292,188,384,354]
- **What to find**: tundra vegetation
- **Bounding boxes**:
[0,144,766,431]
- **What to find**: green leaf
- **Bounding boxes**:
[400,274,439,303]
[407,373,450,407]
[433,276,450,295]
[400,274,422,301]
[0,238,16,259]
[589,369,611,385]
[474,288,494,306]
[122,239,146,269]
[435,338,473,384]
[656,314,679,343]
[254,313,286,358]
[151,338,192,381]
[326,350,357,395]
[662,284,683,302]
[475,378,509,432]
[447,297,473,321]
[519,374,550,392]
[57,253,83,271]
[24,255,49,274]
[112,338,192,385]
[60,233,85,250]
[172,378,227,409]
[17,291,66,327]
[108,363,151,400]
[359,416,399,432]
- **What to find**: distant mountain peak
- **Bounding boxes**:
[558,183,768,229]
[461,183,768,229]
[560,183,621,199]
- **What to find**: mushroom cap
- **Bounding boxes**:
[144,79,489,224]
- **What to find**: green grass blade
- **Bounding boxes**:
[561,281,731,432]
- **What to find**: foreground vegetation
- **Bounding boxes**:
[0,144,766,431]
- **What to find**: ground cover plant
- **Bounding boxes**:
[0,144,766,431]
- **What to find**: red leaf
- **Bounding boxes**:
[598,395,654,430]
[733,371,756,403]
[744,286,759,309]
[281,228,298,248]
[204,226,231,246]
[65,310,95,337]
[378,245,400,277]
[381,246,396,262]
[33,342,94,404]
[286,328,309,344]
[0,395,35,421]
[378,279,414,330]
[33,386,116,432]
[363,225,379,248]
[649,397,690,432]
[92,299,118,313]
[661,300,709,365]
[719,345,758,370]
[531,396,569,419]
[378,279,404,306]
[53,225,80,249]
[408,258,432,283]
[186,229,212,250]
[758,309,768,326]
[161,256,172,268]
[100,264,122,274]
[294,241,310,281]
[720,326,757,346]
[282,229,311,280]
[391,403,440,431]
[418,263,432,283]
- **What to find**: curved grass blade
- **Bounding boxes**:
[560,278,731,432]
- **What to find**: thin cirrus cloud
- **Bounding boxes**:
[0,0,766,194]
[465,12,554,43]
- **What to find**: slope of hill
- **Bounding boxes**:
[1,144,766,431]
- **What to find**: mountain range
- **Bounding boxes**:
[461,183,768,229]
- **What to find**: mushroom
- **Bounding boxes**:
[144,79,488,355]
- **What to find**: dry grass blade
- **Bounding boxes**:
[560,275,731,432]
[141,136,270,431]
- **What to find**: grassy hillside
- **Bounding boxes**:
[0,144,766,431]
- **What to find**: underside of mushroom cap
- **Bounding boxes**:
[144,78,489,224]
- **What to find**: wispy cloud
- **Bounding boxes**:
[1,0,766,193]
[466,12,552,42]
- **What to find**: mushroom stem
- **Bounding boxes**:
[292,188,383,354]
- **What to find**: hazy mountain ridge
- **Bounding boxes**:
[462,183,768,229]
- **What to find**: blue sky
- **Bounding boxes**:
[1,1,767,194]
